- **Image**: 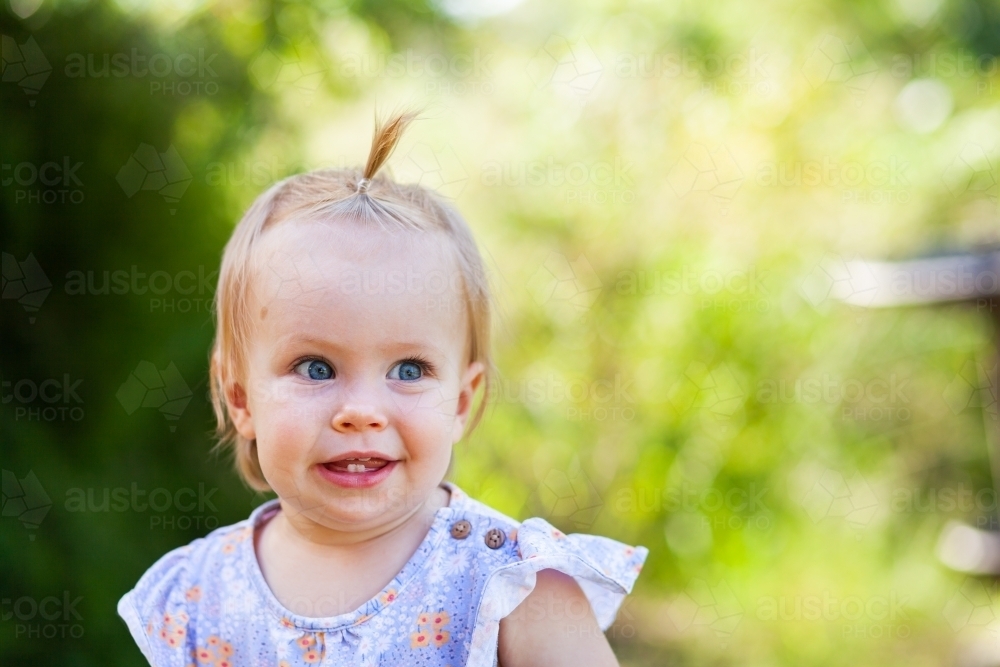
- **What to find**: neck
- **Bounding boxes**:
[268,486,448,551]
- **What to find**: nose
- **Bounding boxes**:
[331,403,388,433]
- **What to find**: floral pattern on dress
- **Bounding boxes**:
[118,480,648,667]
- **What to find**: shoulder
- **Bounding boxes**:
[448,483,648,599]
[442,484,523,560]
[450,483,649,667]
[116,508,259,662]
[122,514,252,606]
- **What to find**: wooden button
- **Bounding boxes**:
[450,520,471,539]
[484,527,506,549]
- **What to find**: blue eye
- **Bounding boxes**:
[295,359,333,380]
[392,361,423,381]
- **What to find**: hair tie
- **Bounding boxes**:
[356,177,372,194]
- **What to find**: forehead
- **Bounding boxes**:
[249,218,467,358]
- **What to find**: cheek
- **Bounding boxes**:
[250,380,328,465]
[394,395,458,459]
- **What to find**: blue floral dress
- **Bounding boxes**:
[117,480,649,666]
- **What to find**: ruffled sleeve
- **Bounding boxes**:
[117,545,194,667]
[467,517,649,667]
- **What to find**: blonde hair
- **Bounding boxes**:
[209,109,495,491]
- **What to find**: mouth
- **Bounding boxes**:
[317,452,399,488]
[322,456,394,474]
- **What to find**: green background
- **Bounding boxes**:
[3,0,1000,664]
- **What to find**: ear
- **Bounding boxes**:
[226,381,257,442]
[452,361,485,444]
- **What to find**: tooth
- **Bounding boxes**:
[358,457,371,461]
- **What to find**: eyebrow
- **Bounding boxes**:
[275,334,448,358]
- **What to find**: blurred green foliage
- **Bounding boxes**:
[3,0,1000,665]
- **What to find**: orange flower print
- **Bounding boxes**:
[185,586,202,602]
[279,617,295,629]
[509,528,518,542]
[194,635,235,665]
[624,546,634,556]
[296,635,315,649]
[221,543,236,555]
[380,588,398,605]
[551,528,565,540]
[414,609,451,648]
[303,649,322,663]
[279,662,291,667]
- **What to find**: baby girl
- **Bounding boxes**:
[117,110,649,667]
